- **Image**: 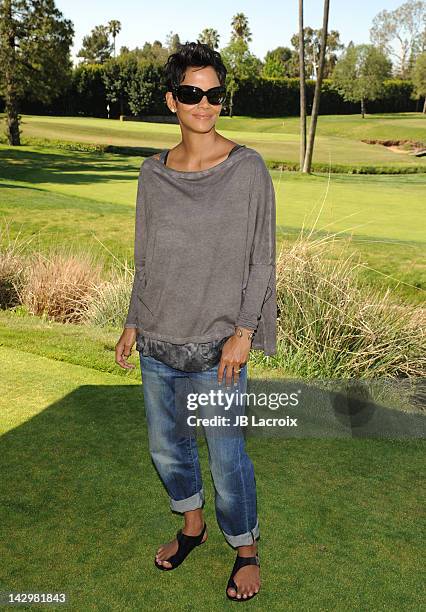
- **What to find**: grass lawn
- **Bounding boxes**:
[1,143,424,303]
[1,112,425,169]
[0,114,424,609]
[0,344,424,610]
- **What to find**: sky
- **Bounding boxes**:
[55,0,405,65]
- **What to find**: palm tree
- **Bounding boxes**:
[230,13,252,42]
[198,29,220,50]
[108,20,121,58]
[302,0,330,173]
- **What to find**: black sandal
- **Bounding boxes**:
[226,553,260,602]
[154,522,207,571]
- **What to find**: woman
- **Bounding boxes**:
[115,41,277,602]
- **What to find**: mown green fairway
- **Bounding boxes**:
[1,143,424,302]
[0,343,423,610]
[2,112,425,169]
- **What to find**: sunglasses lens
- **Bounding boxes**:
[177,87,201,104]
[175,86,226,105]
[208,90,226,105]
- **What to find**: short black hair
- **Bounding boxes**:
[164,40,227,93]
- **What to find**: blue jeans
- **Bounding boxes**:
[139,353,260,548]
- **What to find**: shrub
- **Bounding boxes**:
[18,246,103,324]
[80,260,134,329]
[271,232,425,378]
[0,222,32,310]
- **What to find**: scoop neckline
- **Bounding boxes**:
[151,144,247,177]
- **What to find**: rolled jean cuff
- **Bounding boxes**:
[169,488,205,513]
[221,518,260,548]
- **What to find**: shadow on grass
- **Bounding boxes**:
[276,224,426,247]
[0,378,424,608]
[0,147,162,188]
[0,182,133,214]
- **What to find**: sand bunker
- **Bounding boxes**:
[361,139,426,157]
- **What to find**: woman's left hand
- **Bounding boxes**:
[218,328,253,386]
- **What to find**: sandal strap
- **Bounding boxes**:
[227,554,260,596]
[176,522,206,546]
[233,553,260,572]
[160,522,206,569]
[228,555,260,589]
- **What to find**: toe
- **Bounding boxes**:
[227,587,237,598]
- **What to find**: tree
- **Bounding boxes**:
[291,26,344,79]
[221,13,260,116]
[129,41,168,64]
[198,28,220,50]
[0,0,74,145]
[221,38,261,117]
[73,63,106,116]
[230,12,252,42]
[102,53,137,116]
[262,47,293,78]
[126,63,162,116]
[165,31,181,54]
[331,44,392,118]
[411,51,426,112]
[108,20,121,58]
[370,0,426,78]
[302,0,330,173]
[77,24,112,64]
[299,0,307,170]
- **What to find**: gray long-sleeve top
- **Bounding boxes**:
[124,145,277,356]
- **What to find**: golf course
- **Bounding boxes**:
[0,111,424,610]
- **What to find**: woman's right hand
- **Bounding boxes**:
[115,328,137,369]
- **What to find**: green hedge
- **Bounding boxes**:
[0,62,422,118]
[233,77,420,116]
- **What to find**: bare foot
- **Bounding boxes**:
[155,522,208,569]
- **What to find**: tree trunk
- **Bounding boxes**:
[299,0,306,171]
[2,0,21,145]
[302,0,329,173]
[361,97,365,118]
[5,86,21,145]
[423,97,426,113]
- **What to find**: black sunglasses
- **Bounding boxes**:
[171,84,226,106]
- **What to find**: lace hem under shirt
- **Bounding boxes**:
[136,144,244,372]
